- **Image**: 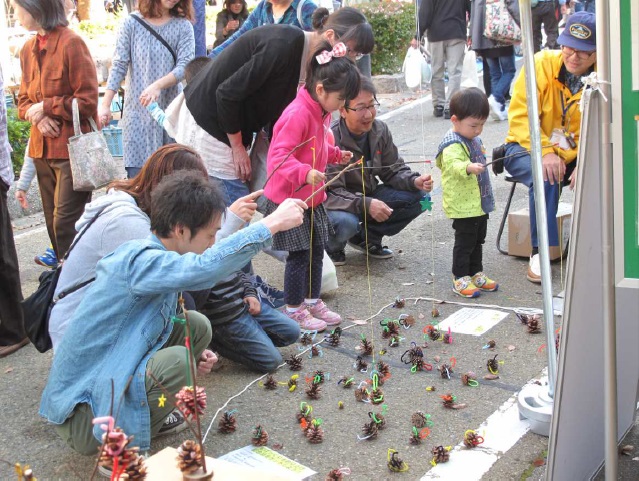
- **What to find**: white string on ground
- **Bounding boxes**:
[201,298,541,442]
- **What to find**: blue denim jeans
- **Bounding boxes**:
[503,142,574,249]
[211,177,250,207]
[486,54,516,106]
[192,0,207,57]
[326,185,425,253]
[574,0,595,13]
[208,300,300,373]
[125,166,141,179]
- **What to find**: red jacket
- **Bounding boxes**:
[18,26,98,159]
[264,87,341,208]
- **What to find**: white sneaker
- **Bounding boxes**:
[527,254,541,283]
[488,95,507,121]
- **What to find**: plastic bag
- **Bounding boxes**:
[461,48,479,88]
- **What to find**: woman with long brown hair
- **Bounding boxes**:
[99,0,195,178]
[15,0,98,260]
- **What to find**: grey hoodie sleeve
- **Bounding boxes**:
[216,208,245,242]
[15,154,36,192]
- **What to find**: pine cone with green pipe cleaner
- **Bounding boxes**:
[376,361,390,381]
[409,430,423,445]
[326,327,342,346]
[175,386,206,419]
[251,425,269,447]
[411,411,428,428]
[217,410,237,434]
[305,423,324,444]
[381,321,399,339]
[461,371,477,386]
[285,354,303,371]
[359,337,373,356]
[263,374,277,390]
[176,440,202,474]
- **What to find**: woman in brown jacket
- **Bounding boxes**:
[15,0,98,259]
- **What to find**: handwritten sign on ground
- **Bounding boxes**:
[219,445,316,480]
[437,308,508,336]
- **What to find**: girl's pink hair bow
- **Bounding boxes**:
[315,42,348,65]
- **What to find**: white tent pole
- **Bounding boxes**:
[596,0,618,478]
[517,0,558,397]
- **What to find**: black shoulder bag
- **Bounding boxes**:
[22,206,109,353]
[130,14,177,66]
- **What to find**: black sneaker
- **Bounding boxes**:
[433,106,444,118]
[443,109,451,120]
[327,249,346,266]
[156,409,188,437]
[347,239,394,259]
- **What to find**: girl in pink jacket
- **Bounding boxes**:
[263,41,360,331]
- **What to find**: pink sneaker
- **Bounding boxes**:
[307,300,342,326]
[286,307,327,332]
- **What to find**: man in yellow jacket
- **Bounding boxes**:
[501,11,596,283]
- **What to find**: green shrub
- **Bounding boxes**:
[355,1,416,75]
[6,108,31,177]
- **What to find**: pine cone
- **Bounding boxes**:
[409,431,422,445]
[431,307,440,318]
[388,336,401,347]
[439,364,453,379]
[325,327,342,347]
[176,440,202,474]
[486,340,496,349]
[312,370,325,384]
[325,468,345,481]
[98,428,137,475]
[461,372,476,386]
[296,410,312,426]
[516,312,540,325]
[285,354,303,371]
[361,420,378,440]
[300,332,314,346]
[355,356,368,372]
[400,314,415,328]
[309,345,321,358]
[370,412,386,430]
[527,318,542,334]
[251,425,269,447]
[354,386,369,402]
[359,338,373,356]
[305,423,324,444]
[393,297,405,308]
[338,376,354,388]
[175,386,207,419]
[381,321,400,339]
[263,374,277,390]
[463,430,481,448]
[411,411,428,428]
[426,325,442,341]
[443,331,453,344]
[441,393,455,408]
[305,383,322,400]
[376,361,390,378]
[288,376,299,392]
[122,452,147,480]
[217,411,237,434]
[370,388,384,405]
[487,355,499,374]
[387,450,408,472]
[431,445,450,464]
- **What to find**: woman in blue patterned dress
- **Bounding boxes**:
[99,0,195,178]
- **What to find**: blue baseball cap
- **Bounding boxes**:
[558,12,596,51]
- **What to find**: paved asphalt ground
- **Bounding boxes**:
[1,89,636,480]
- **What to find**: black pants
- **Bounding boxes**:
[452,214,488,279]
[532,1,559,52]
[284,240,323,306]
[0,183,26,346]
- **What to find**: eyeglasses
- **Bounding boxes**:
[346,47,364,61]
[345,101,380,114]
[561,45,595,60]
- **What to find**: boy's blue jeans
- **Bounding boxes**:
[503,142,575,249]
[326,185,425,253]
[486,54,516,106]
[208,300,300,373]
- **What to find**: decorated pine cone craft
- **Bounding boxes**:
[369,412,386,430]
[251,425,269,447]
[359,337,373,356]
[218,410,237,434]
[354,386,370,402]
[411,411,428,428]
[487,355,499,375]
[387,450,408,472]
[325,468,348,481]
[305,383,322,400]
[312,370,326,384]
[305,421,324,444]
[355,356,368,372]
[516,313,542,333]
[325,327,342,347]
[393,297,406,308]
[98,428,146,479]
[431,445,451,464]
[426,325,442,341]
[361,420,379,440]
[463,430,484,448]
[409,430,422,445]
[438,363,453,379]
[285,354,303,371]
[177,440,202,474]
[338,376,354,388]
[399,314,415,328]
[381,321,400,339]
[461,372,477,386]
[263,374,277,390]
[299,332,314,346]
[176,386,206,419]
[370,388,384,405]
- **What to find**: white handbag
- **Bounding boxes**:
[67,98,120,191]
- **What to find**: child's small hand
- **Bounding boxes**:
[197,349,218,376]
[244,296,261,315]
[466,163,485,176]
[15,189,29,209]
[340,150,353,164]
[305,169,325,186]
